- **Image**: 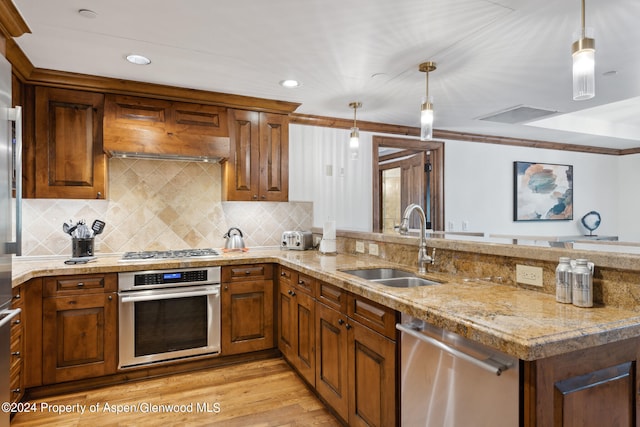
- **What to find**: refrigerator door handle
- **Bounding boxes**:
[0,308,21,329]
[6,106,21,256]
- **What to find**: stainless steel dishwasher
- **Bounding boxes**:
[397,315,520,427]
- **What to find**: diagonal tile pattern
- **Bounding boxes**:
[20,158,313,256]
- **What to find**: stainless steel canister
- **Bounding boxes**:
[555,257,572,303]
[572,258,593,307]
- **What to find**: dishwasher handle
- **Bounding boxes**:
[396,323,512,376]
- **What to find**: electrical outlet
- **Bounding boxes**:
[355,241,365,253]
[516,265,543,287]
[368,243,379,256]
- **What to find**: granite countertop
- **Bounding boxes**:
[12,249,640,361]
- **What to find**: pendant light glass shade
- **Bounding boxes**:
[349,127,359,160]
[572,0,595,100]
[420,98,434,141]
[419,62,436,141]
[348,102,361,160]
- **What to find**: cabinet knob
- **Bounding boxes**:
[13,293,20,300]
[96,192,102,199]
[12,388,20,394]
[107,295,113,301]
[280,271,286,276]
[13,319,20,325]
[261,195,266,199]
[345,323,352,330]
[338,319,345,325]
[253,195,258,199]
[224,285,229,291]
[77,282,85,287]
[11,351,20,357]
[298,280,304,285]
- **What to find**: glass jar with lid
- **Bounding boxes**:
[572,258,593,307]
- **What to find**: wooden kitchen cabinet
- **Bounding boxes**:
[525,335,640,427]
[277,267,316,385]
[42,274,117,384]
[10,286,24,405]
[34,87,106,199]
[224,109,289,201]
[315,282,397,427]
[221,264,275,355]
[103,94,230,159]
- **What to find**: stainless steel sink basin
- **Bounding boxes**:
[341,268,441,288]
[374,277,441,288]
[342,268,415,280]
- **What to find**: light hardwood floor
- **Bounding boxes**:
[11,358,341,426]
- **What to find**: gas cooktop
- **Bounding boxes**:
[120,248,221,261]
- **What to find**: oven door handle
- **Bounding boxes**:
[120,287,220,303]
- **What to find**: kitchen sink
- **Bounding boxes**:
[373,277,441,288]
[341,268,441,288]
[342,268,415,280]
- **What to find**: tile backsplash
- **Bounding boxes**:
[21,158,312,256]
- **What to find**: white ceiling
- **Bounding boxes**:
[11,0,640,150]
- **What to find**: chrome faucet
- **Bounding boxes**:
[399,203,435,274]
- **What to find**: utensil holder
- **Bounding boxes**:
[72,237,94,258]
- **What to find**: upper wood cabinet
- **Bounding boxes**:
[34,87,106,199]
[103,94,230,159]
[224,109,289,201]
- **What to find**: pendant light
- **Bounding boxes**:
[572,0,595,100]
[349,102,362,159]
[419,62,436,140]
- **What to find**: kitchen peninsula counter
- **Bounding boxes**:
[12,249,640,361]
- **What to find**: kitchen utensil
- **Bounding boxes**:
[91,219,106,235]
[223,227,245,250]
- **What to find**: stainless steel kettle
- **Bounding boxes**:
[223,227,246,250]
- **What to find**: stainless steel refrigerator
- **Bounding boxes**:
[0,53,22,427]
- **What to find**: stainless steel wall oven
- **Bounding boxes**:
[118,266,221,368]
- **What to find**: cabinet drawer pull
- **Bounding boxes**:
[12,388,21,394]
[11,351,20,357]
[77,282,85,287]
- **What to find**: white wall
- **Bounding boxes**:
[618,153,640,241]
[444,140,620,237]
[289,125,372,231]
[290,124,635,239]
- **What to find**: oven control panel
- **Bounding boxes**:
[118,266,221,291]
[134,269,208,286]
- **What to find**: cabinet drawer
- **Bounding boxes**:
[316,281,347,312]
[347,294,397,340]
[222,264,273,282]
[278,266,296,286]
[44,274,117,296]
[295,273,316,296]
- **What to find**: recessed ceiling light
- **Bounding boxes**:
[279,79,300,88]
[78,9,97,19]
[126,54,151,65]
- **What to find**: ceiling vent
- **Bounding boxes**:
[477,105,558,124]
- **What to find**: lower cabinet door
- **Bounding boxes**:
[292,290,315,386]
[42,293,117,384]
[315,302,349,421]
[221,280,274,355]
[348,322,396,427]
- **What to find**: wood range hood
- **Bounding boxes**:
[102,94,232,163]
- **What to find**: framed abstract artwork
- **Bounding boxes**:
[513,161,573,221]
